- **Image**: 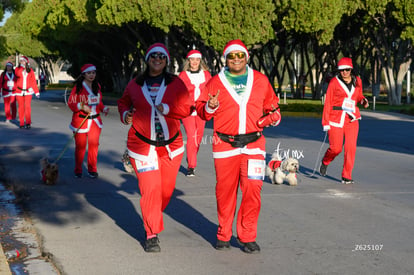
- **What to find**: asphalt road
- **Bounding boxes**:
[0,90,413,275]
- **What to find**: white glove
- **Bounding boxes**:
[103,106,109,116]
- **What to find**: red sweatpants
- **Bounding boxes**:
[16,95,32,126]
[74,122,102,174]
[322,117,359,179]
[214,154,264,243]
[130,147,183,236]
[182,115,206,169]
[3,95,16,120]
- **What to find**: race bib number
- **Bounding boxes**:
[136,156,159,173]
[7,80,14,88]
[247,159,265,180]
[88,95,99,106]
[342,98,355,113]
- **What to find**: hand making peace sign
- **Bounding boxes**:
[208,90,220,109]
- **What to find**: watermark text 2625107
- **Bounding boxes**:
[352,244,383,251]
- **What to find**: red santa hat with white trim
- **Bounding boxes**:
[6,62,14,67]
[337,57,353,70]
[81,64,96,73]
[186,50,202,59]
[145,43,170,64]
[19,56,29,64]
[223,39,249,59]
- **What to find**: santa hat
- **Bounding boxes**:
[223,39,249,59]
[145,43,170,64]
[19,56,29,64]
[186,50,202,59]
[337,57,353,70]
[81,64,96,73]
[6,62,13,67]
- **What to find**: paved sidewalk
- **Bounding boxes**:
[1,90,414,274]
[0,245,11,275]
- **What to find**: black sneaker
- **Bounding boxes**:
[319,162,328,176]
[145,236,161,253]
[238,240,261,254]
[341,177,354,184]
[25,124,31,129]
[88,172,98,179]
[74,173,82,178]
[186,168,195,177]
[20,125,25,129]
[215,240,230,250]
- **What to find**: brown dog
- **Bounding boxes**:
[40,158,59,185]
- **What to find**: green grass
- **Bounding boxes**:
[279,101,324,113]
[47,83,73,89]
[279,98,414,116]
[369,102,414,115]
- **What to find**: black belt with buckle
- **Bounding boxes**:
[79,114,100,119]
[333,106,354,119]
[133,126,179,147]
[216,131,262,148]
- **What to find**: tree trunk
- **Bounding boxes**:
[383,66,398,105]
[396,58,412,105]
[372,57,381,97]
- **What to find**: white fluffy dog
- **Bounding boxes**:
[266,153,299,186]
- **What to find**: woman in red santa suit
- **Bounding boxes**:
[320,57,369,184]
[0,62,17,123]
[178,49,212,176]
[15,56,40,129]
[118,43,192,253]
[68,64,109,179]
[196,39,281,254]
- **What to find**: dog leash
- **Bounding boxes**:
[54,113,90,164]
[305,131,328,178]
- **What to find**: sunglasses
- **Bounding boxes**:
[340,68,351,72]
[226,52,246,60]
[149,53,167,60]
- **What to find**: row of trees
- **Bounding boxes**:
[0,0,413,105]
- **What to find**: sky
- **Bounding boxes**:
[0,11,11,26]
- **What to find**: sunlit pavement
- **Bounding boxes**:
[0,90,413,274]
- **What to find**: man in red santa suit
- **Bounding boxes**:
[15,56,40,129]
[0,62,17,123]
[68,64,109,179]
[178,49,212,176]
[196,39,281,254]
[320,57,369,184]
[118,43,192,253]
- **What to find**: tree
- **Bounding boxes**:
[0,0,25,58]
[6,0,277,92]
[359,0,413,105]
[0,2,63,83]
[269,0,360,99]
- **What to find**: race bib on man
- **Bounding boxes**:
[88,95,99,105]
[247,159,265,180]
[7,80,14,88]
[342,98,355,113]
[136,156,159,173]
